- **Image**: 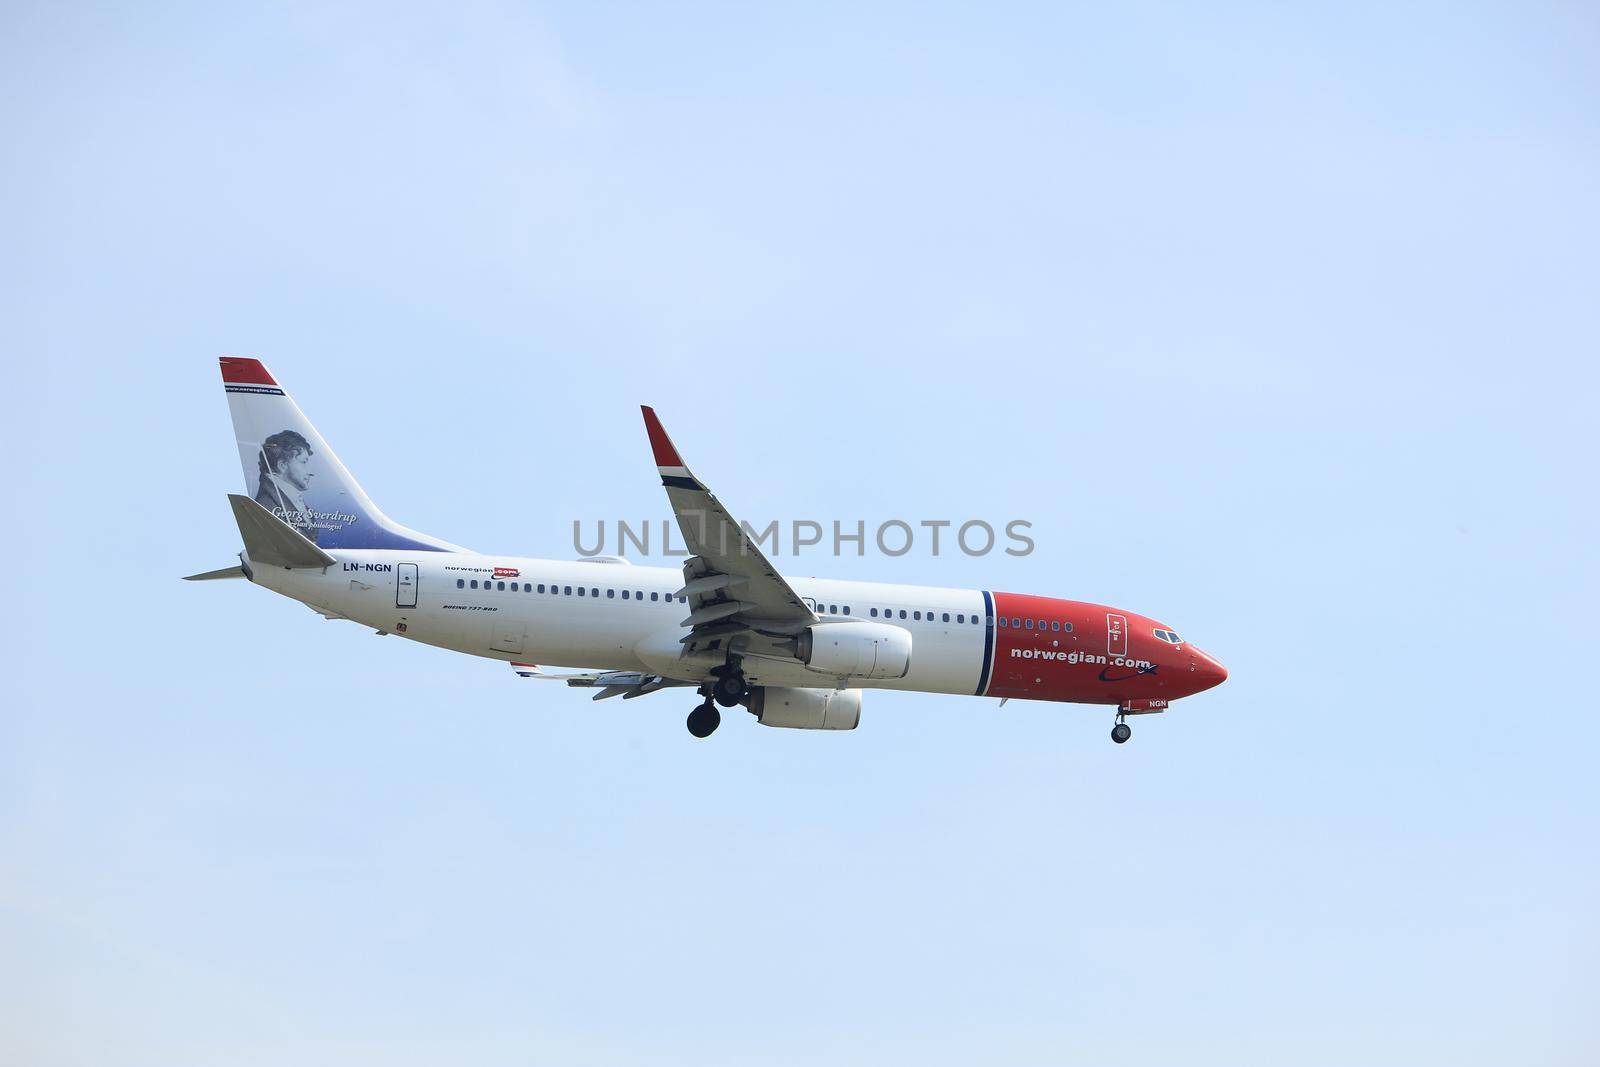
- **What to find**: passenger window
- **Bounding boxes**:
[986,616,994,627]
[942,612,950,622]
[592,588,599,597]
[913,611,921,620]
[537,584,545,593]
[607,589,615,598]
[1025,618,1034,629]
[870,608,878,617]
[564,586,572,595]
[999,617,1008,628]
[651,592,659,602]
[843,606,851,615]
[899,610,907,619]
[956,613,964,623]
[456,578,464,589]
[622,590,630,599]
[577,587,585,596]
[1012,617,1022,628]
[1062,622,1073,632]
[510,582,518,591]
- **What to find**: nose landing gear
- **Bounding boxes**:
[1111,713,1132,745]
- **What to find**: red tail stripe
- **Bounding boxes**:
[219,357,277,386]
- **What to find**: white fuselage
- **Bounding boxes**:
[253,549,992,696]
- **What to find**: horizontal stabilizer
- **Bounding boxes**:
[512,663,690,699]
[183,565,247,581]
[227,494,338,569]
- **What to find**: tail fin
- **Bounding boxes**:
[219,357,461,553]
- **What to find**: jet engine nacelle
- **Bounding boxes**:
[797,621,912,680]
[750,686,863,731]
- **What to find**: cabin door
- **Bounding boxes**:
[1106,613,1128,658]
[396,563,419,609]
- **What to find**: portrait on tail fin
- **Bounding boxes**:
[253,428,319,543]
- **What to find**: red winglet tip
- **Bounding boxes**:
[640,405,683,467]
[219,356,277,386]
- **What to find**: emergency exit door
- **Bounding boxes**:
[396,563,418,608]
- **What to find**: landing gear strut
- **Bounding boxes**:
[712,673,748,708]
[687,700,721,739]
[1111,715,1132,745]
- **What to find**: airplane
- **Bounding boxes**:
[188,357,1227,742]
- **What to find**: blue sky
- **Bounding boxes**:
[3,2,1597,1063]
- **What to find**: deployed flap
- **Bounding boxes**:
[227,493,338,569]
[640,407,816,658]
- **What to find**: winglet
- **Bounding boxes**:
[641,406,700,487]
[640,406,684,468]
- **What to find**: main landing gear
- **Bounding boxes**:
[712,672,748,708]
[1111,714,1132,745]
[688,669,748,737]
[687,700,721,739]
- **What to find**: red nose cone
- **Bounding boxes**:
[1189,647,1229,693]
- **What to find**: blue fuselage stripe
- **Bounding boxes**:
[976,590,995,696]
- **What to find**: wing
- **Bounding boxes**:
[641,406,817,660]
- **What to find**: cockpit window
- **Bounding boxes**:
[1153,628,1183,644]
